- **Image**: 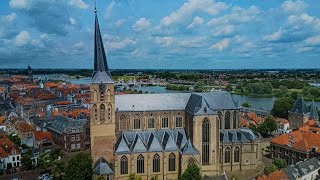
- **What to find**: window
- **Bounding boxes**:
[137,154,144,174]
[233,111,237,129]
[234,147,240,163]
[100,104,105,122]
[107,104,112,121]
[76,134,80,141]
[134,115,141,129]
[202,118,210,165]
[71,135,75,141]
[17,156,19,161]
[162,116,168,128]
[148,115,155,129]
[245,160,249,164]
[93,104,97,120]
[225,147,231,163]
[225,111,231,129]
[120,156,128,175]
[76,143,81,149]
[100,92,104,101]
[176,115,182,128]
[169,153,176,171]
[153,154,160,172]
[71,144,75,150]
[12,157,15,161]
[119,115,127,130]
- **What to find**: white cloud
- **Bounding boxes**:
[107,37,137,50]
[105,1,116,19]
[40,33,48,40]
[132,18,151,32]
[282,0,308,14]
[305,36,320,46]
[179,36,206,48]
[187,16,204,29]
[263,30,282,42]
[288,13,320,30]
[15,30,30,46]
[212,25,235,37]
[69,18,77,25]
[207,6,260,26]
[115,19,126,27]
[9,0,28,9]
[155,36,176,47]
[69,0,88,9]
[210,38,230,51]
[161,0,227,26]
[2,13,17,23]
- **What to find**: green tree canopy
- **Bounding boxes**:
[271,97,295,119]
[272,158,287,169]
[263,164,278,175]
[21,154,33,170]
[65,152,93,180]
[181,164,202,180]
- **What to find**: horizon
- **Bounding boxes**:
[0,0,320,69]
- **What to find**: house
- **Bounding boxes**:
[276,118,291,134]
[284,157,320,180]
[0,135,21,170]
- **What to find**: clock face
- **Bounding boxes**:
[99,83,106,92]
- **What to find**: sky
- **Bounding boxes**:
[0,0,320,69]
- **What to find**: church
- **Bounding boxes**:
[90,10,262,180]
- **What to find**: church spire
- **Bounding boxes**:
[91,6,113,84]
[94,7,110,74]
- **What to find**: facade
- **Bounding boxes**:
[270,130,320,165]
[46,115,90,152]
[284,157,320,180]
[276,118,291,134]
[90,10,262,179]
[288,97,319,129]
[0,135,21,170]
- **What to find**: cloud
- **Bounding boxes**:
[161,0,227,26]
[69,18,77,25]
[154,36,206,48]
[2,13,17,23]
[115,19,126,27]
[210,38,230,51]
[15,30,30,46]
[9,0,29,9]
[132,17,151,32]
[69,0,88,9]
[105,37,137,50]
[155,36,176,47]
[305,36,320,46]
[264,30,283,42]
[212,25,235,37]
[187,16,204,29]
[105,1,116,19]
[288,13,320,30]
[281,0,308,14]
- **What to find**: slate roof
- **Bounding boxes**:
[91,71,114,84]
[181,139,200,155]
[94,157,114,175]
[290,97,308,114]
[284,157,320,180]
[220,128,258,143]
[115,91,238,114]
[46,115,87,134]
[115,129,190,154]
[309,101,319,120]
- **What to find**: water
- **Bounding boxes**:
[36,74,319,110]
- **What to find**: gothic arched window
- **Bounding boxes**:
[134,115,140,129]
[176,115,182,128]
[120,156,128,174]
[153,154,160,172]
[225,147,231,163]
[202,118,210,165]
[162,115,168,128]
[100,104,105,122]
[137,154,144,174]
[233,111,238,129]
[234,147,240,163]
[93,104,97,121]
[119,115,127,130]
[225,111,231,129]
[107,104,112,121]
[148,114,155,129]
[169,153,176,171]
[107,89,111,101]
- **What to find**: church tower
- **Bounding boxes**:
[90,8,116,164]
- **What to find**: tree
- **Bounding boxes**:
[272,158,287,169]
[181,164,202,180]
[128,173,142,180]
[65,152,93,180]
[9,134,21,147]
[225,84,233,92]
[263,164,278,175]
[271,97,294,119]
[52,160,65,180]
[264,116,277,135]
[37,153,52,171]
[242,102,251,108]
[21,154,33,170]
[150,175,158,180]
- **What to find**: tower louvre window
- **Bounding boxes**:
[100,104,105,122]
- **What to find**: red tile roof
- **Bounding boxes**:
[34,131,52,142]
[257,170,288,180]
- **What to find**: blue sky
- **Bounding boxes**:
[0,0,320,69]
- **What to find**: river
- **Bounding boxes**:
[35,75,319,111]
